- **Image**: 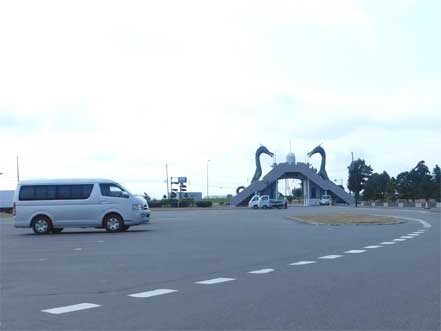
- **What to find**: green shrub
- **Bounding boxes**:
[178,199,194,208]
[148,200,162,208]
[160,198,194,207]
[196,200,212,207]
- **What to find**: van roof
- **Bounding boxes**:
[17,178,116,185]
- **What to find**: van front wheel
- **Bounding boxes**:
[32,216,52,235]
[104,214,123,233]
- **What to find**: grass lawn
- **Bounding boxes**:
[288,213,402,225]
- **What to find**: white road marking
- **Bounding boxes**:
[396,216,432,228]
[73,248,82,251]
[381,242,396,245]
[128,289,178,298]
[319,255,343,259]
[289,261,316,266]
[344,250,366,254]
[364,245,382,249]
[401,236,413,239]
[42,303,100,314]
[248,268,274,274]
[195,278,235,285]
[39,258,48,261]
[393,239,406,241]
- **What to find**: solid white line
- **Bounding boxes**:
[381,242,396,245]
[344,250,366,254]
[195,278,235,285]
[396,216,431,228]
[248,268,274,274]
[128,289,177,298]
[393,239,406,241]
[319,255,343,259]
[42,303,100,314]
[289,261,316,266]
[364,245,382,249]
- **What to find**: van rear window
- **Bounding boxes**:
[19,185,93,201]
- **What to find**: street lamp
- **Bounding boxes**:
[206,160,211,199]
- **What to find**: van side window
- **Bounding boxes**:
[19,186,34,200]
[56,185,93,199]
[100,184,125,198]
[18,184,93,201]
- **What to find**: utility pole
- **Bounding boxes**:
[206,160,210,199]
[165,164,169,198]
[16,156,20,182]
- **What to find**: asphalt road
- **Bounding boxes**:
[1,207,440,330]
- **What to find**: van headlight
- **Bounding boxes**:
[132,204,143,211]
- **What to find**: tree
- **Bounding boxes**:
[396,161,436,201]
[410,161,433,201]
[432,165,441,200]
[363,171,391,201]
[292,188,303,201]
[348,159,373,207]
[395,171,412,200]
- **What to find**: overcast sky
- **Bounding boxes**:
[1,0,440,198]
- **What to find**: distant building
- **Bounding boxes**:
[0,190,15,213]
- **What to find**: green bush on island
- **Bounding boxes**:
[196,201,213,207]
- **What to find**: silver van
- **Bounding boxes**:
[13,179,150,234]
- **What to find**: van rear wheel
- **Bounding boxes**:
[104,214,123,233]
[32,216,52,235]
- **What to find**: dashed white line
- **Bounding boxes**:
[319,255,343,260]
[195,278,235,285]
[393,239,406,241]
[381,242,396,245]
[248,268,274,274]
[364,245,382,249]
[128,289,178,298]
[289,261,316,266]
[400,236,413,239]
[42,303,100,314]
[73,248,82,251]
[344,250,366,254]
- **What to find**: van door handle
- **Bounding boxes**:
[99,200,109,204]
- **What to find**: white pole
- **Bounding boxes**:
[16,156,20,182]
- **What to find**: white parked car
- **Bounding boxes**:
[248,195,287,209]
[13,179,150,234]
[319,195,332,205]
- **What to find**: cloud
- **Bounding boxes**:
[0,0,439,197]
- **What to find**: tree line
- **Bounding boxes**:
[348,159,440,206]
